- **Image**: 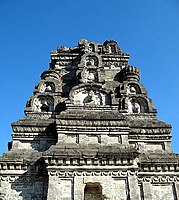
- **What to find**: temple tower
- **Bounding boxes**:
[0,39,178,200]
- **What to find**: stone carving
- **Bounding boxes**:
[88,43,95,52]
[48,170,138,177]
[138,176,179,183]
[108,44,116,54]
[71,87,110,106]
[127,98,149,113]
[127,99,139,113]
[39,82,55,93]
[103,40,122,55]
[78,39,97,53]
[127,85,136,94]
[32,96,54,112]
[126,84,141,95]
[33,98,42,112]
[0,192,5,200]
[85,56,98,67]
[81,69,98,83]
[84,90,101,106]
[57,119,126,127]
[132,102,140,113]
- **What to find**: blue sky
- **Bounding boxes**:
[0,0,179,155]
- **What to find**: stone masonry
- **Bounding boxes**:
[0,39,179,200]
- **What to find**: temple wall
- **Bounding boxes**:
[0,173,48,200]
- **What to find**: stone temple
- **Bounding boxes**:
[0,39,179,200]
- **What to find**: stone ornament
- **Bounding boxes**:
[32,96,54,112]
[127,98,149,113]
[84,90,101,106]
[81,68,98,83]
[70,87,110,106]
[39,82,55,93]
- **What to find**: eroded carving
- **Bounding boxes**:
[71,87,110,106]
[84,90,101,106]
[81,69,98,83]
[32,96,54,112]
[85,56,98,67]
[40,82,55,93]
[127,98,148,113]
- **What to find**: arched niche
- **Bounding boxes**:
[88,43,95,52]
[32,95,54,112]
[78,53,102,69]
[85,55,98,67]
[103,40,122,55]
[39,82,55,93]
[128,97,149,113]
[78,39,97,53]
[127,83,141,94]
[84,182,103,200]
[70,85,111,106]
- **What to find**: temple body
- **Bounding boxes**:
[0,39,178,200]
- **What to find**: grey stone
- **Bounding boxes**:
[0,39,178,200]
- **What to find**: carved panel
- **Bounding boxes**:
[71,88,110,106]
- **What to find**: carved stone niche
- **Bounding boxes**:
[78,53,102,69]
[78,39,98,53]
[32,95,54,112]
[103,40,122,55]
[78,53,103,84]
[85,55,98,67]
[127,83,141,95]
[39,82,55,93]
[127,97,149,114]
[70,86,111,106]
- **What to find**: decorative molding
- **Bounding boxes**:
[139,164,179,172]
[12,126,51,133]
[129,135,171,141]
[138,175,179,183]
[48,170,138,177]
[57,119,129,127]
[0,175,46,183]
[12,132,56,139]
[0,163,28,171]
[130,128,171,134]
[44,156,137,167]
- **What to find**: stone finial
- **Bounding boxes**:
[121,66,140,81]
[41,70,60,80]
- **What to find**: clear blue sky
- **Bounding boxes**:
[0,0,179,155]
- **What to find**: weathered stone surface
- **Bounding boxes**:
[0,39,178,200]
